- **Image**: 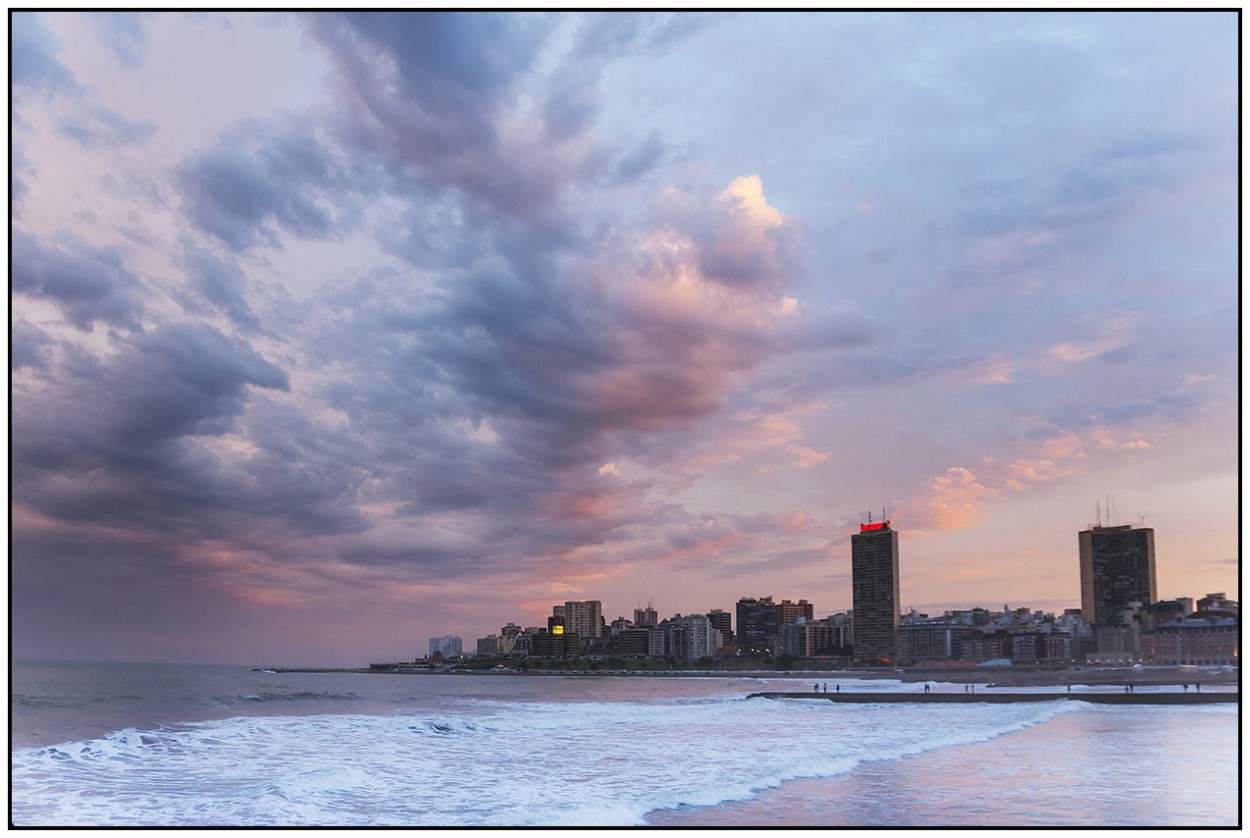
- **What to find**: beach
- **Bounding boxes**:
[11,661,1239,827]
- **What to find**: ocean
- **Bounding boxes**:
[10,661,1239,827]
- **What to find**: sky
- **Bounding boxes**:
[10,10,1240,666]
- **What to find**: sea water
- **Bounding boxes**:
[10,661,1239,827]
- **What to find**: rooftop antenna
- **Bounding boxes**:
[1138,511,1149,527]
[867,509,872,524]
[1096,498,1101,528]
[882,504,887,523]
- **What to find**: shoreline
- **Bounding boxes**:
[748,690,1237,704]
[257,665,1239,687]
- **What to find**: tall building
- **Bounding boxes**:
[707,608,733,646]
[563,600,604,647]
[670,614,719,660]
[1079,524,1156,627]
[851,520,900,662]
[736,596,778,655]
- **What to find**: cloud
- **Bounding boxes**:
[177,240,263,331]
[11,229,146,332]
[12,12,157,154]
[56,102,156,148]
[88,12,150,69]
[13,322,290,537]
[174,118,364,249]
[11,318,57,371]
[10,13,79,97]
[654,175,799,294]
[8,12,1237,662]
[906,467,1000,532]
[573,11,711,59]
[306,13,571,217]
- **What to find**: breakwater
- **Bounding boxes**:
[747,691,1237,705]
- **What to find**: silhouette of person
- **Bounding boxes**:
[836,684,840,693]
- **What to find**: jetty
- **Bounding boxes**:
[747,691,1237,705]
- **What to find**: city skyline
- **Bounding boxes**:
[11,11,1238,666]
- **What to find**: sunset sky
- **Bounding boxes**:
[11,11,1239,666]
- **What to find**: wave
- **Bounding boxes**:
[5,695,1108,827]
[212,690,363,704]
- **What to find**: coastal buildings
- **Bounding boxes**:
[634,603,658,628]
[777,599,814,625]
[563,600,604,649]
[852,520,900,662]
[736,596,779,655]
[649,614,722,660]
[1147,614,1239,665]
[1079,523,1157,628]
[707,609,733,647]
[898,620,977,661]
[428,635,462,659]
[427,512,1234,671]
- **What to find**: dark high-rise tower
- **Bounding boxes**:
[851,520,900,662]
[735,596,778,655]
[1079,524,1156,627]
[707,608,733,646]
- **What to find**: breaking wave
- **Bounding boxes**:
[12,693,1076,826]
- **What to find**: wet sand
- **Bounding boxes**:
[749,690,1236,704]
[645,701,1239,827]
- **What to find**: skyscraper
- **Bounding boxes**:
[707,608,733,646]
[1079,524,1156,627]
[563,600,604,646]
[851,520,900,662]
[736,596,778,655]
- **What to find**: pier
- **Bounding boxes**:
[747,691,1237,705]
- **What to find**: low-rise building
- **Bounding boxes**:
[899,620,978,661]
[1149,615,1239,665]
[529,632,581,658]
[613,627,650,658]
[959,633,1007,663]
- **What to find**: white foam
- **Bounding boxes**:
[9,693,1091,826]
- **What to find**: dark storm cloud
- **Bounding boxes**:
[174,119,364,249]
[305,11,694,225]
[11,229,145,332]
[13,323,291,535]
[11,319,56,371]
[177,241,263,332]
[307,12,550,195]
